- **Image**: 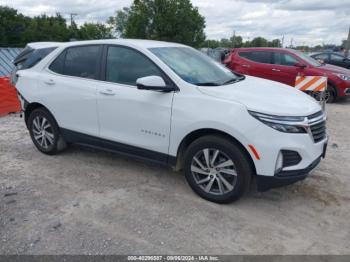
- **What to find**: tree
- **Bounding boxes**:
[202,39,220,48]
[78,23,113,40]
[250,37,269,47]
[108,7,130,37]
[230,35,243,48]
[268,39,281,48]
[0,6,29,47]
[111,0,206,47]
[22,14,70,43]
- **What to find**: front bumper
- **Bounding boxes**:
[256,156,322,192]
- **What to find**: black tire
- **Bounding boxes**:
[183,135,253,204]
[326,84,337,103]
[28,107,67,155]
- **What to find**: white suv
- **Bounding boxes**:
[14,39,328,203]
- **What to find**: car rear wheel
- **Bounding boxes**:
[183,135,252,203]
[28,108,67,155]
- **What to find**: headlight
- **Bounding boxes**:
[249,111,307,133]
[335,73,350,81]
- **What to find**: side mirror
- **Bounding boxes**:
[136,76,174,92]
[294,62,307,69]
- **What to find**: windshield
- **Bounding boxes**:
[150,47,238,86]
[291,49,322,67]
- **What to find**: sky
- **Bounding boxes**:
[2,0,349,46]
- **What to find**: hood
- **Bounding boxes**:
[197,76,321,116]
[320,64,350,75]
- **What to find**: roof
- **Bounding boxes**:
[27,42,63,49]
[59,39,186,49]
[233,47,288,52]
[0,48,23,77]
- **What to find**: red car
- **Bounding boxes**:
[224,48,350,103]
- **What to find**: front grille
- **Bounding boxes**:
[310,120,326,143]
[307,111,326,143]
[282,150,302,167]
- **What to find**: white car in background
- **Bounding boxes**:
[13,39,328,203]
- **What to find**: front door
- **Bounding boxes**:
[96,45,174,159]
[270,52,301,86]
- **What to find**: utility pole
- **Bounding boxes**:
[345,26,350,58]
[281,35,284,48]
[290,38,294,48]
[232,30,236,48]
[70,13,78,26]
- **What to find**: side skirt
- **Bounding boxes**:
[60,128,177,167]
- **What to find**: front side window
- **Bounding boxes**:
[274,52,299,66]
[150,47,237,86]
[314,53,329,61]
[290,49,321,67]
[106,46,162,86]
[49,45,101,80]
[331,54,344,62]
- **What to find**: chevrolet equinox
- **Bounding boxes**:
[13,40,328,203]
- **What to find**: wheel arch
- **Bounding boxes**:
[24,102,53,127]
[173,128,256,175]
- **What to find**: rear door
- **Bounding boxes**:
[235,51,276,81]
[40,45,102,136]
[270,51,301,86]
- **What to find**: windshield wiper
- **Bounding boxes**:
[195,82,220,86]
[222,75,245,85]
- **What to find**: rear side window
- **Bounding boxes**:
[49,45,101,79]
[49,51,65,74]
[238,52,252,60]
[15,47,57,70]
[106,46,162,86]
[63,46,101,79]
[239,51,273,64]
[273,52,299,66]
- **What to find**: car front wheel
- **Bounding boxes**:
[183,135,253,203]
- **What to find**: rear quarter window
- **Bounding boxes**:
[16,47,57,70]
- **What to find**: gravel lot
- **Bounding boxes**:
[1,100,350,255]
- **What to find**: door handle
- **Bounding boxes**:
[44,79,55,85]
[242,64,250,68]
[99,89,115,96]
[272,68,281,72]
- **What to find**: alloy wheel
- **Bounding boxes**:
[190,148,237,195]
[32,116,55,149]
